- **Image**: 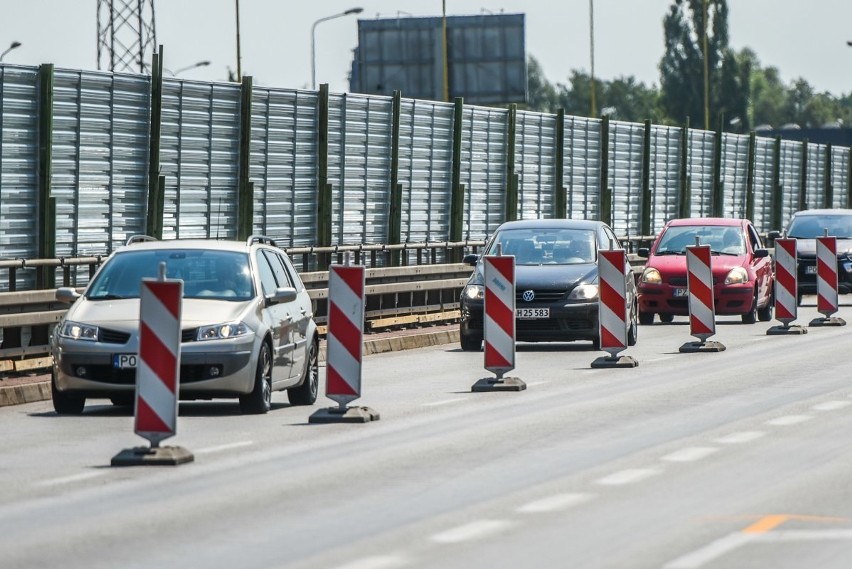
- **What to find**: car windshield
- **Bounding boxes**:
[86,249,254,301]
[787,214,852,239]
[656,225,746,255]
[486,228,597,265]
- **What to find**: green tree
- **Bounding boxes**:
[525,55,560,113]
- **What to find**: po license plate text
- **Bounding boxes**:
[113,354,137,369]
[673,288,689,297]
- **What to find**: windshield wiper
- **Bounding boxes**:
[710,250,739,256]
[654,250,684,255]
[90,294,130,300]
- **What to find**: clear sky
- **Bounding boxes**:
[2,0,850,96]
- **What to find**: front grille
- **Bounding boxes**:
[517,319,563,331]
[75,364,221,385]
[669,276,721,286]
[182,328,198,342]
[516,290,566,303]
[99,328,131,344]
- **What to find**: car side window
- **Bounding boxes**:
[277,252,304,291]
[747,225,762,251]
[262,249,293,289]
[603,227,620,250]
[255,251,280,296]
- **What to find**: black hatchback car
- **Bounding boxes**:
[459,219,639,351]
[779,209,852,302]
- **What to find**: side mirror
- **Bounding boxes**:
[767,230,782,241]
[56,287,81,304]
[754,248,770,259]
[462,253,479,266]
[637,247,650,259]
[267,287,297,305]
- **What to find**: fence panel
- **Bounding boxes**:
[564,116,602,222]
[778,140,803,226]
[648,125,681,234]
[831,146,850,209]
[720,133,749,219]
[806,144,827,210]
[461,105,507,240]
[608,121,644,236]
[752,136,776,232]
[687,129,716,218]
[515,110,555,221]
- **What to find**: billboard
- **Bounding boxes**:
[351,14,526,105]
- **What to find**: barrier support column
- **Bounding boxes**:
[767,235,807,335]
[591,248,638,368]
[809,230,846,327]
[680,237,726,352]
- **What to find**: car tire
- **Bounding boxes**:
[240,341,272,414]
[288,338,319,406]
[741,291,758,324]
[110,395,134,407]
[627,303,639,346]
[591,336,601,350]
[659,313,675,323]
[639,311,655,325]
[51,371,85,415]
[757,294,773,322]
[460,333,482,351]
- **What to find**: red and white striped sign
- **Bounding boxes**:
[774,238,798,324]
[598,249,628,356]
[326,264,365,407]
[816,235,839,317]
[484,255,515,377]
[135,278,183,445]
[686,244,716,341]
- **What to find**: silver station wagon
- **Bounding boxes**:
[50,236,319,415]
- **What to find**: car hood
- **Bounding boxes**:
[647,253,748,277]
[68,298,256,331]
[793,238,852,257]
[471,263,597,289]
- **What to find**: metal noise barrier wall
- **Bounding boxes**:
[0,62,851,292]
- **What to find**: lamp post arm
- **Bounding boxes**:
[311,10,362,90]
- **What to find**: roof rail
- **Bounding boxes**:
[126,235,158,246]
[246,235,278,247]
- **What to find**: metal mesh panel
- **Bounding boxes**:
[778,140,803,225]
[831,146,850,209]
[648,125,681,234]
[752,137,776,232]
[52,70,149,257]
[461,105,507,239]
[608,121,644,236]
[687,129,715,218]
[515,110,555,221]
[397,98,454,243]
[328,93,393,245]
[250,88,318,246]
[806,144,827,210]
[720,133,749,219]
[564,116,602,222]
[160,79,241,240]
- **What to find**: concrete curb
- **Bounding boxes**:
[0,328,460,408]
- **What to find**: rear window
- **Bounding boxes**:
[787,214,852,239]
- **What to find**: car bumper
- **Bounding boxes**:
[638,283,755,315]
[460,301,599,342]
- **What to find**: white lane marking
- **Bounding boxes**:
[664,532,755,568]
[661,447,719,463]
[422,398,466,407]
[812,400,852,412]
[595,468,661,486]
[330,555,410,569]
[525,381,551,387]
[645,356,675,363]
[34,471,108,488]
[430,519,516,544]
[713,431,766,444]
[195,441,255,454]
[516,493,595,514]
[756,529,852,542]
[765,415,813,426]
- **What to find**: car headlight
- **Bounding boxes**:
[568,284,599,300]
[641,267,662,284]
[724,267,748,285]
[196,321,250,341]
[463,284,485,301]
[58,321,99,341]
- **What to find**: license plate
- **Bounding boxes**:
[673,288,689,297]
[516,308,550,319]
[805,265,817,275]
[113,354,137,369]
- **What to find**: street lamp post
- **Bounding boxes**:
[311,7,363,90]
[164,60,211,77]
[0,41,22,63]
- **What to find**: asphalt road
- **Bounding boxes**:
[2,299,852,569]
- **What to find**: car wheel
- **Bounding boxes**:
[240,341,272,414]
[741,291,758,324]
[51,371,85,415]
[627,303,639,346]
[460,333,482,351]
[591,336,601,350]
[757,293,773,322]
[288,338,319,406]
[110,395,134,407]
[659,313,675,323]
[639,311,655,325]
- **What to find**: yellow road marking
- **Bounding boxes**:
[743,515,847,534]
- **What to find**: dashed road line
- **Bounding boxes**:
[765,415,813,426]
[516,493,595,514]
[661,447,719,463]
[663,533,754,568]
[430,520,516,544]
[645,356,675,363]
[595,468,662,486]
[34,471,108,488]
[330,555,410,569]
[422,398,466,407]
[713,431,766,444]
[812,400,852,411]
[195,441,255,454]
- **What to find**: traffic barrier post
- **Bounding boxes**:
[471,252,526,392]
[592,248,637,368]
[112,262,193,466]
[810,231,846,327]
[310,261,380,423]
[680,240,726,352]
[767,237,807,335]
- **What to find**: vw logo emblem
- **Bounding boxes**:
[522,290,535,302]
